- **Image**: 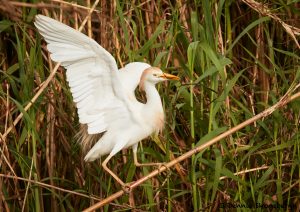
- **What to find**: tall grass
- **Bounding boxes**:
[1,0,300,211]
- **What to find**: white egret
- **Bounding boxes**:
[34,15,179,187]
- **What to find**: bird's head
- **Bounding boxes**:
[139,67,179,91]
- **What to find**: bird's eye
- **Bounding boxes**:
[153,74,158,77]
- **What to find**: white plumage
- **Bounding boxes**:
[35,15,179,187]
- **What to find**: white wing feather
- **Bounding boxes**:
[34,15,147,134]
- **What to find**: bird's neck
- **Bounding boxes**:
[143,82,163,109]
[143,81,165,132]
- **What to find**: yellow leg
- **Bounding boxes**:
[102,154,125,187]
[133,144,163,167]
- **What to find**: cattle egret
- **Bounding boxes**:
[34,15,179,187]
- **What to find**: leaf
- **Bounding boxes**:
[0,20,13,33]
[135,21,166,56]
[254,166,274,190]
[194,57,232,83]
[211,148,222,202]
[196,127,227,146]
[226,17,270,54]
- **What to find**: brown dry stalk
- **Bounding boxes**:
[21,160,34,212]
[0,173,101,201]
[0,139,16,177]
[1,0,100,140]
[194,163,293,190]
[9,0,100,13]
[1,62,59,140]
[51,0,100,13]
[0,3,100,208]
[218,162,293,181]
[46,87,56,209]
[242,0,300,49]
[83,88,300,211]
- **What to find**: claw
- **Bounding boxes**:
[156,163,169,173]
[121,183,133,194]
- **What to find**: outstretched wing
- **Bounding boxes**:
[35,15,144,134]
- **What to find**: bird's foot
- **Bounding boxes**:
[121,182,134,194]
[154,162,169,174]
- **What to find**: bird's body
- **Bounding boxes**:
[34,15,179,186]
[85,83,164,161]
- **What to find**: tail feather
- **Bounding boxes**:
[75,124,103,155]
[84,150,99,162]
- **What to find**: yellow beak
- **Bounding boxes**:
[160,73,180,81]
